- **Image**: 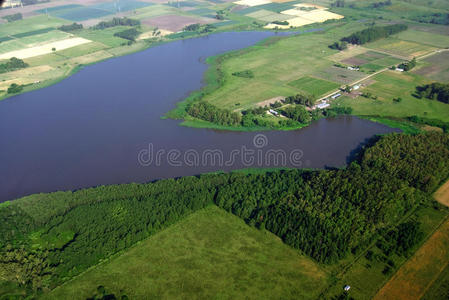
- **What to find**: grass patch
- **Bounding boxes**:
[288,76,340,97]
[45,206,329,299]
[396,29,449,48]
[335,71,449,122]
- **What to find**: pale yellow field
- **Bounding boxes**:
[328,45,369,62]
[68,50,113,65]
[0,37,92,59]
[234,0,271,6]
[301,10,344,22]
[434,179,449,207]
[266,3,344,29]
[281,8,311,16]
[265,17,315,29]
[137,29,173,40]
[294,3,326,9]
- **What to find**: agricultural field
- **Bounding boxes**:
[373,215,449,300]
[334,71,449,122]
[365,38,436,59]
[288,76,340,97]
[324,204,449,300]
[414,51,449,82]
[45,205,329,300]
[203,22,372,110]
[434,179,449,207]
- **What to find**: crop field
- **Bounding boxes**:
[45,206,329,300]
[246,9,291,22]
[334,71,449,122]
[313,66,366,84]
[0,15,66,37]
[132,4,177,19]
[141,14,216,32]
[288,76,339,97]
[0,37,92,59]
[373,216,449,300]
[90,1,152,13]
[324,205,449,300]
[203,23,370,109]
[422,263,449,300]
[434,179,449,207]
[365,38,436,59]
[50,7,113,21]
[414,51,449,82]
[396,29,449,48]
[77,27,133,47]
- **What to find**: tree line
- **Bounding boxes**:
[339,24,408,45]
[58,23,83,32]
[93,17,140,30]
[416,82,449,104]
[1,132,448,297]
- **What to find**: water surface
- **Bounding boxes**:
[0,31,399,201]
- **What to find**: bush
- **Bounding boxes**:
[7,83,24,94]
[0,57,28,74]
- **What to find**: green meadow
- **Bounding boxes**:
[45,206,329,300]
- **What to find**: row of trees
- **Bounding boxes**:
[413,13,449,25]
[58,23,83,32]
[415,82,449,104]
[93,17,140,30]
[1,132,448,296]
[0,57,28,74]
[183,23,216,34]
[187,101,242,126]
[341,24,408,45]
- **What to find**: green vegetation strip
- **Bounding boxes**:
[1,132,449,298]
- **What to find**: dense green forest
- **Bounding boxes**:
[416,82,449,104]
[0,57,28,74]
[1,132,448,298]
[340,24,408,45]
[93,18,140,30]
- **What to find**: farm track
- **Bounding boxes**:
[316,48,447,103]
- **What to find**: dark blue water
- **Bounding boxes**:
[0,31,399,201]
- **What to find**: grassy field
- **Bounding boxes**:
[395,29,449,48]
[44,205,329,300]
[335,70,449,122]
[288,75,340,97]
[373,214,449,300]
[421,263,449,300]
[324,204,449,300]
[202,23,370,110]
[365,37,436,59]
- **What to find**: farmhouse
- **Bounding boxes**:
[269,109,279,116]
[316,103,330,109]
[331,93,341,99]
